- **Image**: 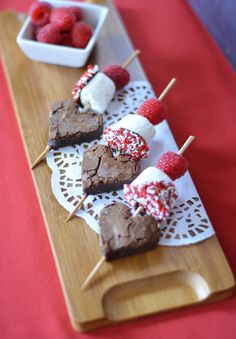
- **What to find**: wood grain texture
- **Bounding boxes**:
[0,1,235,332]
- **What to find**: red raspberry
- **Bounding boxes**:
[137,98,168,125]
[156,151,188,181]
[60,32,73,47]
[68,6,83,21]
[102,65,130,90]
[71,22,93,48]
[29,1,52,27]
[50,7,76,32]
[36,24,61,44]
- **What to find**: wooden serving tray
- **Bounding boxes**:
[0,0,235,332]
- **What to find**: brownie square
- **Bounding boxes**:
[99,203,160,261]
[48,99,103,149]
[81,144,140,195]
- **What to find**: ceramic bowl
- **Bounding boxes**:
[16,0,108,67]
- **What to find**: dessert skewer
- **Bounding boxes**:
[66,78,177,221]
[103,78,176,160]
[31,50,140,169]
[124,136,195,219]
[81,136,195,290]
[72,50,140,111]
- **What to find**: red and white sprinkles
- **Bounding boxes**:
[103,127,149,160]
[124,180,178,221]
[72,65,99,104]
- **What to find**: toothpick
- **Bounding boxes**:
[81,102,91,113]
[132,206,143,218]
[122,49,140,69]
[81,255,106,291]
[158,78,177,101]
[31,145,51,169]
[66,194,88,222]
[81,204,144,290]
[178,136,195,155]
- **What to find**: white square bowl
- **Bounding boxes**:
[16,0,108,67]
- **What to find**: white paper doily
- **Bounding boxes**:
[46,81,215,246]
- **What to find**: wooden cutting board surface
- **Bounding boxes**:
[0,0,235,332]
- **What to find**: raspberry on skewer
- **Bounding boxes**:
[102,64,130,90]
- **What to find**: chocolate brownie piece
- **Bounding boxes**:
[82,144,140,195]
[48,99,103,149]
[99,203,160,261]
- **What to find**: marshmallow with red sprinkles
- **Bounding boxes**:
[103,126,149,160]
[103,95,168,160]
[124,167,177,221]
[72,64,99,104]
[124,147,190,219]
[103,113,155,160]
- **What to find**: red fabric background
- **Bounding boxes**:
[0,0,236,338]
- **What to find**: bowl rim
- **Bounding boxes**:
[16,0,109,53]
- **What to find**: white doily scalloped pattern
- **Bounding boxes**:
[46,81,215,246]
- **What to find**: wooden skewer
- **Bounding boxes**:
[66,194,88,222]
[158,78,177,101]
[178,135,195,155]
[31,145,51,169]
[81,204,144,290]
[81,255,106,291]
[132,205,143,218]
[122,49,140,69]
[81,102,91,113]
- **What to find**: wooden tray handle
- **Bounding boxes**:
[102,270,210,321]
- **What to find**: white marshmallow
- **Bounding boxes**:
[131,167,173,186]
[80,72,116,114]
[114,114,155,143]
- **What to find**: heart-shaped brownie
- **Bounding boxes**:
[82,144,140,194]
[48,99,103,149]
[99,203,160,261]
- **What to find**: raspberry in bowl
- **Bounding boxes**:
[16,0,108,67]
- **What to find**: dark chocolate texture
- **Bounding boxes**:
[48,99,103,149]
[82,144,140,195]
[99,203,160,261]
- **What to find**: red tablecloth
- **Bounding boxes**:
[1,0,236,338]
